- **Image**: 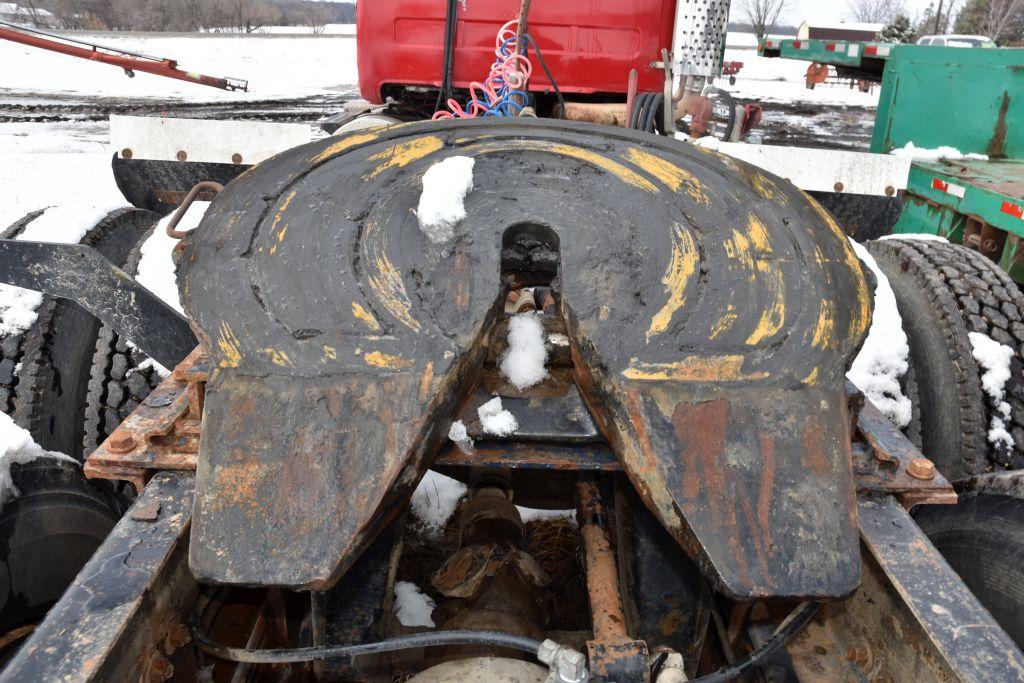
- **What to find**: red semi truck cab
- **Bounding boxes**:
[356,0,676,104]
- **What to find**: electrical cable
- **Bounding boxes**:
[192,623,544,665]
[522,33,565,118]
[434,0,458,113]
[683,601,820,683]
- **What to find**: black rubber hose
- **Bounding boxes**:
[192,625,543,665]
[642,93,663,134]
[630,92,650,130]
[522,33,565,118]
[686,601,820,683]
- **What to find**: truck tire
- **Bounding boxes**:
[915,491,1024,648]
[81,222,164,457]
[0,458,121,649]
[0,207,160,461]
[866,238,1024,480]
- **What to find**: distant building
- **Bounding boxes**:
[797,21,883,42]
[0,2,54,27]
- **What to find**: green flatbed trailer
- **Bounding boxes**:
[760,40,1024,283]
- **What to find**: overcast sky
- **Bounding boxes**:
[752,0,937,25]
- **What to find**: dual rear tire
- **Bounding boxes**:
[866,236,1024,648]
[0,207,165,651]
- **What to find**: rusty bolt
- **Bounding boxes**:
[176,150,188,162]
[231,153,243,165]
[834,182,844,192]
[163,622,191,653]
[107,431,136,454]
[121,148,133,160]
[142,651,173,683]
[885,185,896,197]
[845,645,870,667]
[907,457,936,480]
[982,238,998,254]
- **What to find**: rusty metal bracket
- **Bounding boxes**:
[85,347,207,490]
[165,181,222,239]
[0,239,196,368]
[851,392,957,507]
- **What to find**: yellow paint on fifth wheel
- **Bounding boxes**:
[310,132,379,164]
[646,223,697,342]
[625,148,708,204]
[364,136,444,179]
[363,351,414,370]
[351,301,383,332]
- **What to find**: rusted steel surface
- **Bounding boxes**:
[853,496,1024,681]
[178,119,870,596]
[853,397,957,507]
[85,347,207,490]
[577,481,650,682]
[0,473,198,683]
[434,442,620,471]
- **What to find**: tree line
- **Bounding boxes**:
[738,0,1023,45]
[10,0,355,33]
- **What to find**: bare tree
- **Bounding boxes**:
[738,0,788,42]
[302,2,331,34]
[848,0,906,22]
[980,0,1024,40]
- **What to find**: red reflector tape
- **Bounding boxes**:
[826,43,836,51]
[1003,201,1024,220]
[865,46,878,56]
[932,178,965,198]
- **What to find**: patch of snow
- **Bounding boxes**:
[137,202,210,315]
[477,397,518,436]
[879,233,948,242]
[0,411,77,509]
[691,136,723,150]
[136,357,170,379]
[448,419,474,454]
[547,333,569,347]
[500,314,548,390]
[517,507,577,524]
[847,239,913,427]
[968,331,1017,451]
[416,156,475,244]
[410,470,466,533]
[0,201,126,336]
[890,142,988,162]
[393,581,436,627]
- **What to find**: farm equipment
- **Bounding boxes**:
[0,20,248,91]
[3,1,1024,681]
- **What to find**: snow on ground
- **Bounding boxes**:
[879,233,949,242]
[416,156,475,244]
[500,313,548,390]
[847,239,913,427]
[0,411,77,509]
[0,30,357,101]
[477,397,518,436]
[393,581,436,627]
[969,331,1017,451]
[719,44,880,107]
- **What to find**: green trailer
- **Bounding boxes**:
[761,41,1024,283]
